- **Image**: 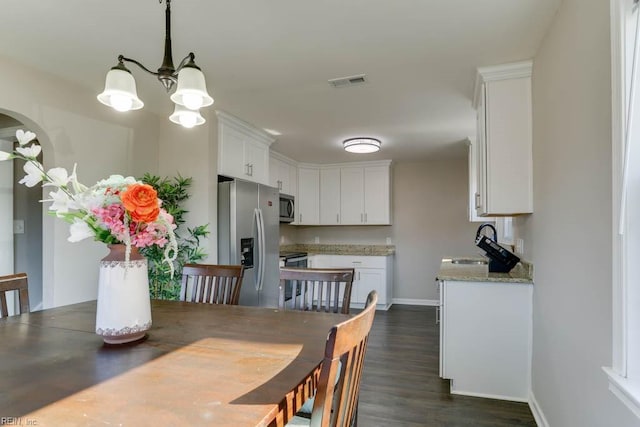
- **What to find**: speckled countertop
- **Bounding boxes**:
[437,256,533,284]
[280,244,395,256]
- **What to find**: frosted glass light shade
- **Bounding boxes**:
[343,138,381,153]
[97,68,144,112]
[169,104,205,128]
[170,66,214,109]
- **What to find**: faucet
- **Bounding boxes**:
[476,223,497,243]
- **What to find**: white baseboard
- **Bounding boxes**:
[529,390,549,427]
[450,388,528,403]
[392,298,439,306]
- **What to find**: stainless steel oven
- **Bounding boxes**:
[279,251,308,300]
[279,194,295,223]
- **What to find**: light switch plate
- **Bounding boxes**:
[13,219,25,234]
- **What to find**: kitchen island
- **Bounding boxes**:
[436,257,534,402]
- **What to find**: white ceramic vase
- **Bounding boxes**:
[95,244,152,344]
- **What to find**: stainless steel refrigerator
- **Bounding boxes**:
[218,179,280,307]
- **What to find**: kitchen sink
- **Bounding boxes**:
[450,258,488,265]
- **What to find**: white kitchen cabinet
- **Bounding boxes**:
[339,167,364,224]
[325,255,393,310]
[473,61,533,216]
[339,163,391,225]
[216,110,274,185]
[320,167,341,225]
[269,153,297,196]
[438,279,532,402]
[297,167,320,225]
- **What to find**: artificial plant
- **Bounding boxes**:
[139,173,209,300]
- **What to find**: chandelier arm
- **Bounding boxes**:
[119,55,161,77]
[175,52,196,72]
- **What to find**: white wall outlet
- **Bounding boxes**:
[314,236,320,243]
[386,237,392,245]
[13,219,25,234]
[515,238,524,254]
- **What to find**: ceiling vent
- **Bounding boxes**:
[328,74,367,88]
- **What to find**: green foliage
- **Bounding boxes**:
[139,173,210,300]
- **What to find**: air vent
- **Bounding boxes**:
[328,74,367,88]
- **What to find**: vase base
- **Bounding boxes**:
[102,331,147,345]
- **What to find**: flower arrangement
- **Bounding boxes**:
[0,129,178,272]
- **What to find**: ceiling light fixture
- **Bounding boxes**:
[343,137,381,154]
[97,0,213,127]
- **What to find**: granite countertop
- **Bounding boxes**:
[437,256,533,284]
[280,244,395,256]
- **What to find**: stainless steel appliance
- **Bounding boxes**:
[218,179,280,307]
[279,193,295,223]
[279,251,308,301]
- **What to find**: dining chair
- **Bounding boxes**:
[0,273,30,318]
[179,264,244,305]
[279,267,355,315]
[287,290,378,427]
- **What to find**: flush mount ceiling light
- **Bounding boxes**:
[343,137,381,154]
[97,0,213,127]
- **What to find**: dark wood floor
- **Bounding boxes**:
[358,305,537,426]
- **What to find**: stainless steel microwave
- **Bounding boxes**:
[279,194,295,223]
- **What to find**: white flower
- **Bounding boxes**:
[67,219,94,243]
[96,175,136,188]
[16,129,36,146]
[44,167,70,188]
[46,188,76,216]
[69,164,87,193]
[15,143,42,159]
[0,151,12,161]
[18,161,44,187]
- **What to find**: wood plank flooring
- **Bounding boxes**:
[358,305,537,426]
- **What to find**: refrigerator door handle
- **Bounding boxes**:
[258,208,267,290]
[254,208,263,290]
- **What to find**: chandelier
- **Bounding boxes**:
[97,0,212,128]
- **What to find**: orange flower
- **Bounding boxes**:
[120,183,160,223]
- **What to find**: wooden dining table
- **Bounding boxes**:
[0,299,349,426]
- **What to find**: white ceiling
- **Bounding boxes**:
[0,0,560,163]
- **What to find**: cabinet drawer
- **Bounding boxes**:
[331,255,386,269]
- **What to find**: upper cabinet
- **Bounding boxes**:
[297,166,320,225]
[340,165,391,225]
[473,61,533,216]
[269,152,297,196]
[296,160,392,226]
[217,111,275,185]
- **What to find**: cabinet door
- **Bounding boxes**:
[363,166,390,224]
[269,156,285,191]
[340,167,364,224]
[297,167,320,225]
[218,126,247,179]
[245,140,269,185]
[356,268,386,305]
[320,168,341,225]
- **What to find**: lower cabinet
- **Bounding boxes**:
[308,254,393,310]
[437,279,532,402]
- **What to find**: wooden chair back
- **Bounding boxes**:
[279,267,355,314]
[180,264,244,305]
[310,291,378,427]
[0,273,30,318]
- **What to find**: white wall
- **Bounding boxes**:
[157,111,218,263]
[0,140,13,278]
[291,158,480,302]
[514,0,639,424]
[0,55,161,308]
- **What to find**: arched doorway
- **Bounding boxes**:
[0,112,46,311]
